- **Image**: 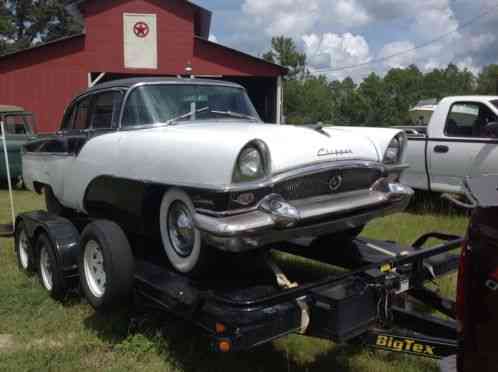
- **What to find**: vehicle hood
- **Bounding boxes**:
[158,122,382,174]
[90,122,403,190]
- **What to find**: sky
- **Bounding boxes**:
[194,0,498,82]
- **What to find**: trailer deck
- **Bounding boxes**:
[15,210,462,360]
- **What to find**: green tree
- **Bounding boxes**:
[0,0,82,56]
[476,64,498,94]
[263,36,306,79]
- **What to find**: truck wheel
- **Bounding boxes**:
[159,189,214,277]
[15,221,36,273]
[79,220,135,311]
[44,186,73,217]
[36,233,68,300]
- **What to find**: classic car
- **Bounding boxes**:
[22,77,413,276]
[0,105,36,184]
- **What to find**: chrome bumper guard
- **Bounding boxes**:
[194,179,414,252]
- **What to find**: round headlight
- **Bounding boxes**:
[239,147,263,178]
[384,136,402,164]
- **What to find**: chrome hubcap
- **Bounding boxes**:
[167,201,195,257]
[83,240,106,298]
[40,246,53,291]
[18,230,30,269]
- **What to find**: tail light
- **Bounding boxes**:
[456,237,468,333]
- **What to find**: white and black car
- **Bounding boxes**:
[22,77,413,277]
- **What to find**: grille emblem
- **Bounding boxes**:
[328,175,343,192]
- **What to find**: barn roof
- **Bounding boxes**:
[65,0,212,38]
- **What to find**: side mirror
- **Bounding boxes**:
[484,122,498,138]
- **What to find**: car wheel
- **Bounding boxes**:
[36,233,68,300]
[44,186,73,217]
[79,220,135,311]
[15,221,35,273]
[159,189,214,277]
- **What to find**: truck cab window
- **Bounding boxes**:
[445,102,498,138]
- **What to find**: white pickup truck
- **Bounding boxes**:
[400,96,498,194]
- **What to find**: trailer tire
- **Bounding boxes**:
[79,220,135,311]
[36,233,68,301]
[15,221,36,273]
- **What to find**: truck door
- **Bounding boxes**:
[428,101,498,193]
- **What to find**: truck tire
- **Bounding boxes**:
[159,188,216,277]
[44,186,73,218]
[79,220,135,311]
[15,221,36,273]
[36,233,68,301]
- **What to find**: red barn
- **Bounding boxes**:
[0,0,286,132]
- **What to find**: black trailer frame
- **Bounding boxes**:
[15,210,462,359]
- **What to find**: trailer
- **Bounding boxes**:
[13,210,461,366]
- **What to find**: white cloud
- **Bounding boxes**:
[379,41,416,69]
[303,32,372,81]
[210,0,498,81]
[241,0,370,37]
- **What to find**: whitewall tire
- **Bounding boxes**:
[159,189,210,276]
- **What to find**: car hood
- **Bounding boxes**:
[159,122,382,174]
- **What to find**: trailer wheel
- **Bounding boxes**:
[36,233,68,300]
[15,221,35,273]
[159,189,215,277]
[79,220,134,311]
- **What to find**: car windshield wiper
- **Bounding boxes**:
[210,110,258,121]
[165,106,210,126]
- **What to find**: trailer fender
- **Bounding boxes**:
[16,211,81,275]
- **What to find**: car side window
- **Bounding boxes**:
[445,102,498,138]
[90,91,123,129]
[73,96,92,131]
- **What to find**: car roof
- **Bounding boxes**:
[87,77,244,93]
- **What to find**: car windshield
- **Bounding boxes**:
[1,114,35,135]
[492,100,498,110]
[122,84,260,127]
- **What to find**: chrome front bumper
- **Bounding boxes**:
[194,179,414,252]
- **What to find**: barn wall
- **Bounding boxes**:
[192,38,283,77]
[0,36,88,133]
[83,0,196,74]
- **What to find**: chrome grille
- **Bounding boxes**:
[274,168,382,201]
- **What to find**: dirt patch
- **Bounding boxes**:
[0,334,15,353]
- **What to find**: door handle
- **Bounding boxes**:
[434,145,449,153]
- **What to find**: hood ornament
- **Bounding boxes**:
[317,148,353,157]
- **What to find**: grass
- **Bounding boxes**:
[0,190,468,372]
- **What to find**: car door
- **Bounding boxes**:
[428,101,498,193]
[61,89,124,211]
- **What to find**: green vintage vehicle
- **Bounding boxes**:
[0,105,36,184]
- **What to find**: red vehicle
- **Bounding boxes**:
[452,175,498,371]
